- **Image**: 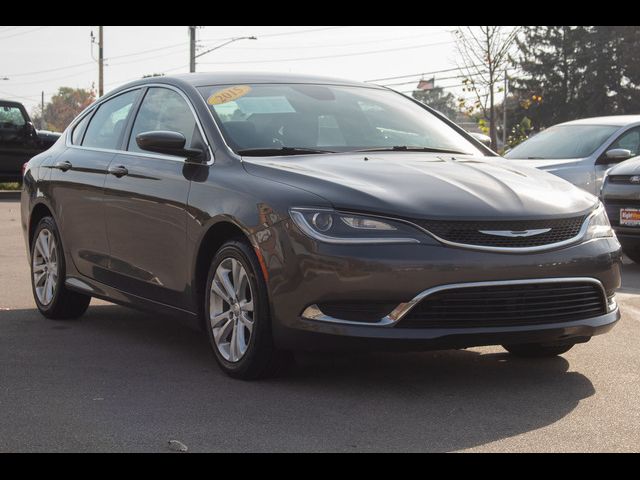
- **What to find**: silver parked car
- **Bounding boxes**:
[505,115,640,195]
[600,155,640,262]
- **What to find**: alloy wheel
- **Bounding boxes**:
[33,229,58,306]
[209,257,255,362]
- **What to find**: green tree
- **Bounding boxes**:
[40,87,96,132]
[511,26,640,130]
[412,87,458,119]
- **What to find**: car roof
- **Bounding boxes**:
[109,71,385,96]
[557,115,640,127]
[0,99,24,108]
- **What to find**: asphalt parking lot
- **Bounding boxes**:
[1,196,639,452]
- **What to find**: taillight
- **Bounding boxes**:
[22,162,28,177]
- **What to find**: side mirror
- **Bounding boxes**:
[24,121,36,137]
[136,130,204,160]
[604,148,633,162]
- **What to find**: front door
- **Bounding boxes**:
[102,86,209,309]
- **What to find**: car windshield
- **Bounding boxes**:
[505,124,620,159]
[198,83,483,156]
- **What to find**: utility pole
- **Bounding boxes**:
[41,91,45,129]
[502,69,508,150]
[189,26,197,73]
[98,26,104,97]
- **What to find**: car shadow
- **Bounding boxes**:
[0,304,595,452]
[619,257,640,294]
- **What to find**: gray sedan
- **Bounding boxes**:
[505,115,640,195]
[601,155,640,262]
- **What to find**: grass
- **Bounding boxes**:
[0,182,21,191]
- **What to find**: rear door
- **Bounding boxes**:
[49,89,141,281]
[102,86,210,309]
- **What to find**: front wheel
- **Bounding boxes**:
[502,342,575,358]
[31,216,91,319]
[204,239,291,380]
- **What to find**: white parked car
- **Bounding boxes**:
[505,115,640,195]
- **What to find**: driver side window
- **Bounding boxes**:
[609,127,640,156]
[127,87,202,154]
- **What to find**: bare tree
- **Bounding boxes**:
[454,26,520,150]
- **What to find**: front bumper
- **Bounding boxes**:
[263,221,622,351]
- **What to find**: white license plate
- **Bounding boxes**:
[620,208,640,226]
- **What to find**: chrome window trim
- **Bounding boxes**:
[301,277,610,327]
[64,83,215,165]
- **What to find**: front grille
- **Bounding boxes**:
[397,281,607,329]
[607,175,640,184]
[414,216,586,248]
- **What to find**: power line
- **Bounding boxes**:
[0,26,48,40]
[199,40,454,65]
[200,31,449,50]
[366,66,485,83]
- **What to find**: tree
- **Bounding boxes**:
[454,26,520,150]
[511,26,640,130]
[510,26,585,129]
[412,87,458,120]
[39,87,96,132]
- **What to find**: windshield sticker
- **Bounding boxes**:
[207,85,252,105]
[235,96,296,114]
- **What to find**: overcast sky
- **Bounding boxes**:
[0,26,462,111]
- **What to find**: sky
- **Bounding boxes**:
[0,26,463,112]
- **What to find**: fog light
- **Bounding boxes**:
[312,212,333,232]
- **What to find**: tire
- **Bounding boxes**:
[502,342,575,358]
[204,239,291,380]
[30,216,91,319]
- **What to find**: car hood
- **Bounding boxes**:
[504,158,587,171]
[242,153,597,220]
[607,156,640,175]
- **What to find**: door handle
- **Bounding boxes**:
[108,165,128,178]
[53,160,72,172]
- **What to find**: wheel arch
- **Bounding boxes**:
[192,218,257,322]
[28,201,55,249]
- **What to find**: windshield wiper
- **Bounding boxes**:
[351,146,468,155]
[236,147,336,156]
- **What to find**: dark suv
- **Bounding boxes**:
[1,99,60,183]
[21,73,622,379]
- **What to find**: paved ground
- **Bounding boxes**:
[1,197,639,452]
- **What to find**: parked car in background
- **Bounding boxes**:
[21,73,621,379]
[504,116,640,195]
[600,155,640,262]
[469,132,492,148]
[0,99,60,183]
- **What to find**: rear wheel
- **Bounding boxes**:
[204,239,291,380]
[30,216,91,319]
[502,342,575,358]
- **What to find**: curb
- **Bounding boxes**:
[0,191,21,200]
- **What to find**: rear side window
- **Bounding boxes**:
[0,105,27,128]
[127,87,199,153]
[82,90,139,150]
[71,112,92,145]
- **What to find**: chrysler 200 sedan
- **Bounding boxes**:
[21,73,622,379]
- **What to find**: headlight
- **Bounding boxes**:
[585,203,614,240]
[289,208,429,244]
